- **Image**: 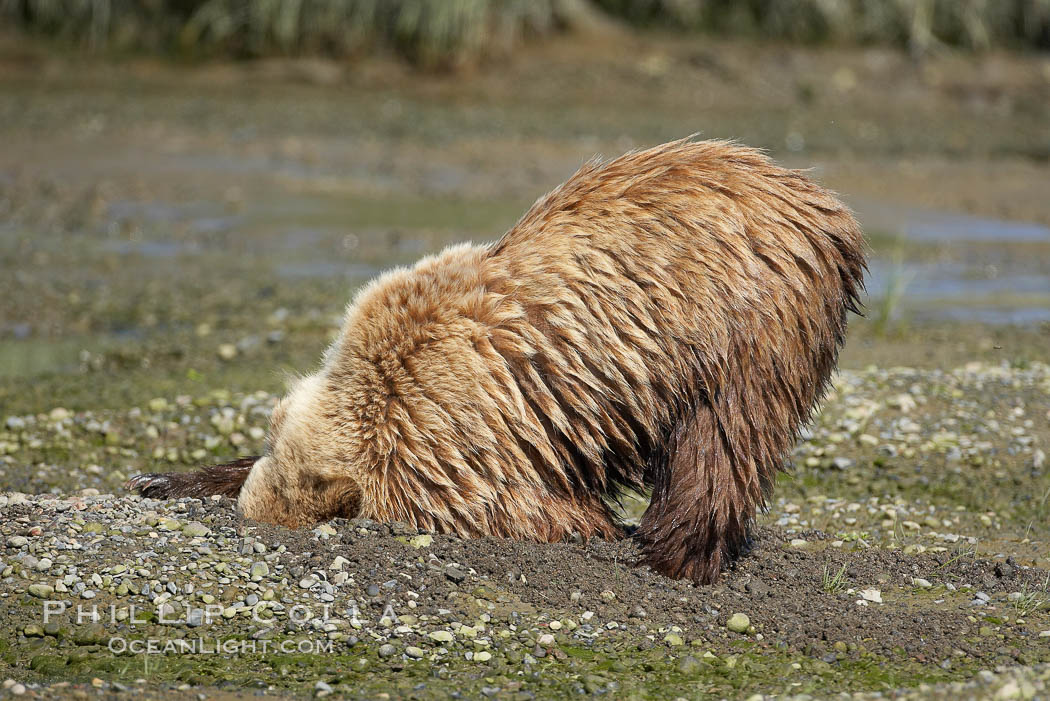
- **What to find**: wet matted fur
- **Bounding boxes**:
[128,138,866,584]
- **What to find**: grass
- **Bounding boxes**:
[594,0,1050,52]
[872,248,914,337]
[822,563,849,594]
[1011,575,1049,617]
[3,0,1049,65]
[1,0,584,66]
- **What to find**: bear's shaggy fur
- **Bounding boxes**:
[128,139,866,583]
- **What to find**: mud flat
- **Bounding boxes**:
[1,31,1049,700]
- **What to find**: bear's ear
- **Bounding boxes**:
[238,465,362,529]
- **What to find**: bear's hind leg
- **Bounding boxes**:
[637,404,764,584]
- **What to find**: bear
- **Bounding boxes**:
[128,138,866,584]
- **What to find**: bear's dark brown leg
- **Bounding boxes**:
[637,404,762,584]
[125,456,258,500]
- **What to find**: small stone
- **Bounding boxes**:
[583,675,609,694]
[73,623,107,646]
[664,633,684,646]
[28,584,55,599]
[6,536,27,548]
[790,538,808,548]
[408,534,433,548]
[299,576,318,589]
[475,651,492,662]
[378,644,396,658]
[678,655,703,674]
[445,566,466,583]
[912,578,933,588]
[429,630,454,643]
[995,680,1021,699]
[600,590,616,602]
[217,344,238,360]
[182,522,210,538]
[859,589,883,603]
[726,613,750,633]
[405,646,424,659]
[250,562,269,581]
[10,683,26,696]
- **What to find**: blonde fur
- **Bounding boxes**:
[129,139,866,584]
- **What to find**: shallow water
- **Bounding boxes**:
[854,200,1050,325]
[854,198,1050,243]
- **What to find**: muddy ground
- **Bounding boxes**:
[1,28,1049,700]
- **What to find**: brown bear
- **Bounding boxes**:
[127,138,866,584]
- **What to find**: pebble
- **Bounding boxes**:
[182,522,211,537]
[859,589,883,604]
[678,656,703,674]
[726,613,750,633]
[408,534,433,548]
[27,584,54,598]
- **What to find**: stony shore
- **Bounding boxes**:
[2,361,1048,699]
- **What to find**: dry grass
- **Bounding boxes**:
[0,0,589,65]
[2,0,1048,65]
[596,0,1050,52]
